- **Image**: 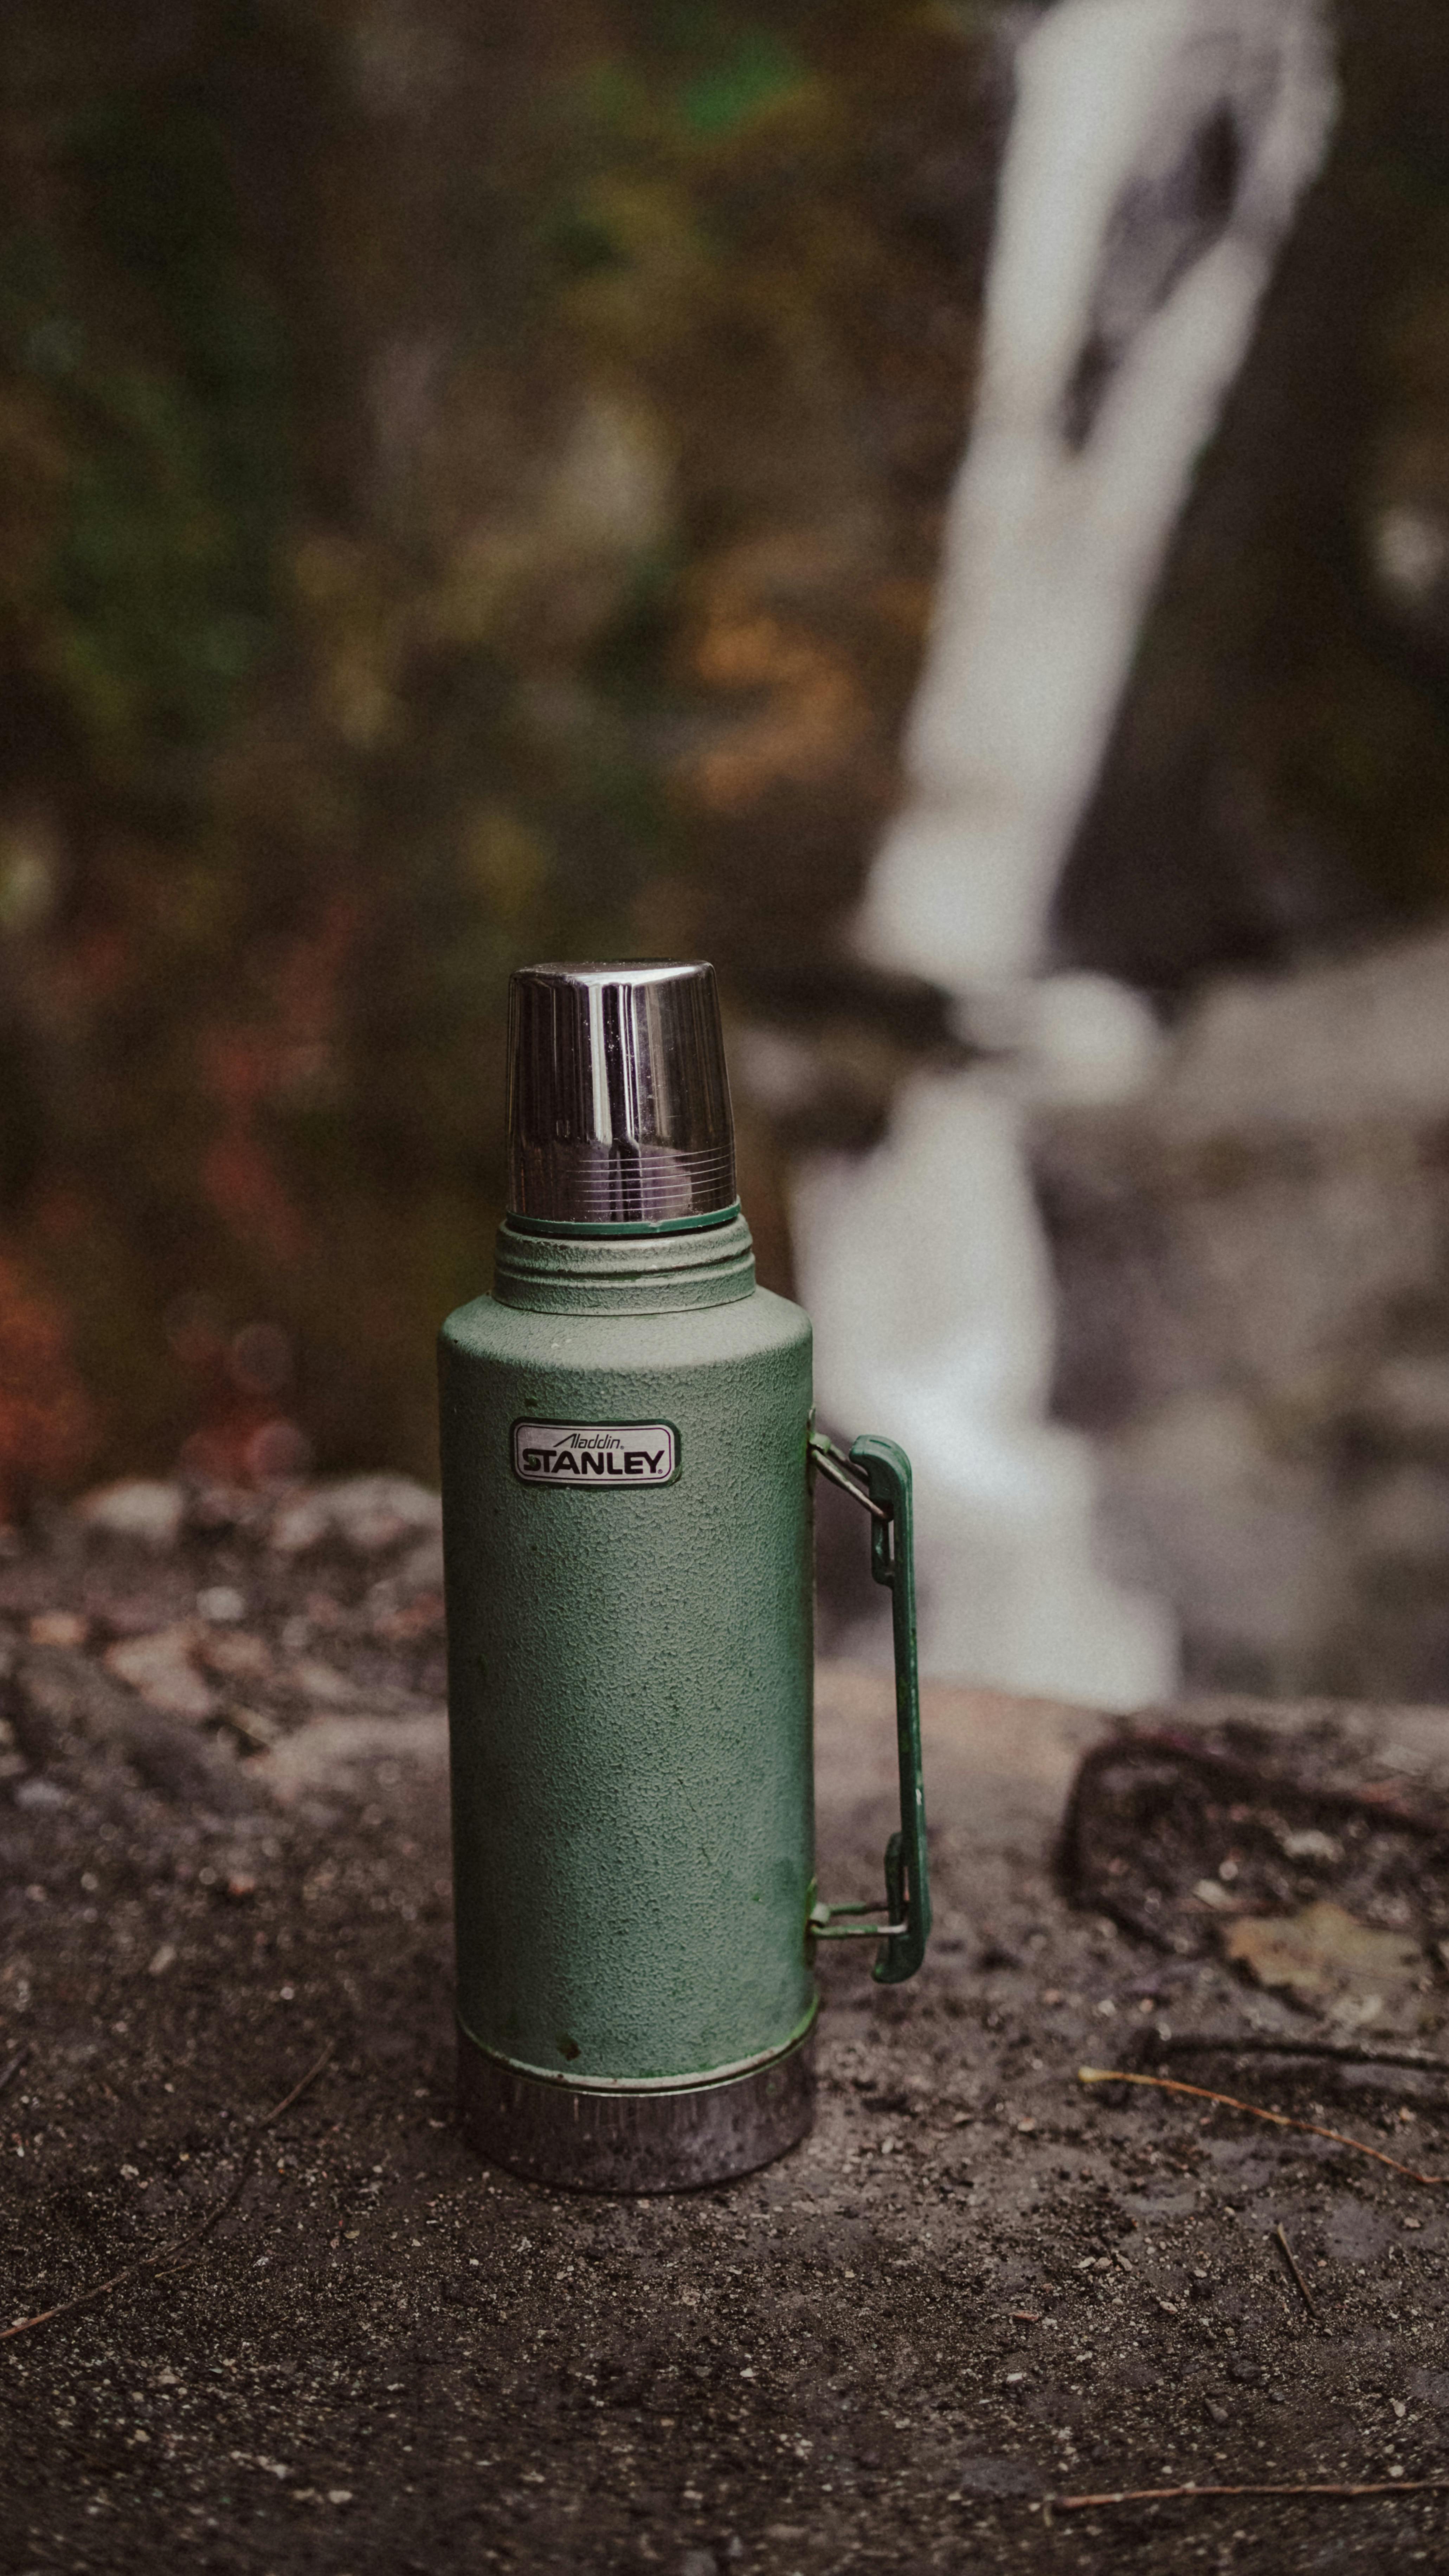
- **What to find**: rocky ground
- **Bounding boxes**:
[6,1478,1449,2574]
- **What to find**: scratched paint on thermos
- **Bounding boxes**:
[439,960,929,2191]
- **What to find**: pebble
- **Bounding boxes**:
[197,1585,246,1623]
[28,1612,88,1649]
[270,1476,441,1560]
[200,1629,272,1683]
[76,1480,185,1549]
[15,1776,70,1809]
[104,1627,217,1724]
[292,1659,356,1707]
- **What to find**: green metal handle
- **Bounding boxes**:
[809,1432,931,1984]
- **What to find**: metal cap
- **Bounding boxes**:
[507,962,738,1225]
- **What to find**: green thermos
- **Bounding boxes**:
[439,961,929,2191]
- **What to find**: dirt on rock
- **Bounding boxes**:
[4,1481,1449,2574]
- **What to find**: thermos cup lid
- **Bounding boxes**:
[507,961,738,1225]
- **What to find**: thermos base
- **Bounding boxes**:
[457,2025,816,2194]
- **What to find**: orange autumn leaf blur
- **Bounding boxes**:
[0,1250,95,1520]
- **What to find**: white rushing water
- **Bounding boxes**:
[797,0,1337,1700]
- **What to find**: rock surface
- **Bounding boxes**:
[4,1494,1449,2571]
[1037,924,1449,1704]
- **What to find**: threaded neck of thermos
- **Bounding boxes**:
[505,961,738,1228]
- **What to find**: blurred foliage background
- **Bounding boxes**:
[0,0,1447,1514]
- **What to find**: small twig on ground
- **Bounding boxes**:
[0,2038,335,2347]
[1274,2222,1320,2321]
[1078,2066,1449,2186]
[1054,2478,1449,2511]
[1138,2033,1449,2080]
[0,2045,30,2098]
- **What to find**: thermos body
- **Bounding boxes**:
[440,962,928,2192]
[441,1221,816,2116]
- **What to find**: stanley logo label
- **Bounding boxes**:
[512,1421,677,1486]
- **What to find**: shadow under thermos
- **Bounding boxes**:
[438,960,930,2191]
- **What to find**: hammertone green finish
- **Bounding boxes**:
[492,1210,756,1313]
[439,1215,817,2086]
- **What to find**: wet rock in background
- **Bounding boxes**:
[1037,923,1449,1701]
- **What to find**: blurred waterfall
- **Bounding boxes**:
[797,0,1337,1700]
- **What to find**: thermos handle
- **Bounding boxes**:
[808,1432,932,1984]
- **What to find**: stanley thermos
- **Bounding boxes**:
[439,961,929,2191]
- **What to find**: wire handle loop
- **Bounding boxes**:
[809,1433,931,1983]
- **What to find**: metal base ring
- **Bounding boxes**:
[457,2026,816,2194]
